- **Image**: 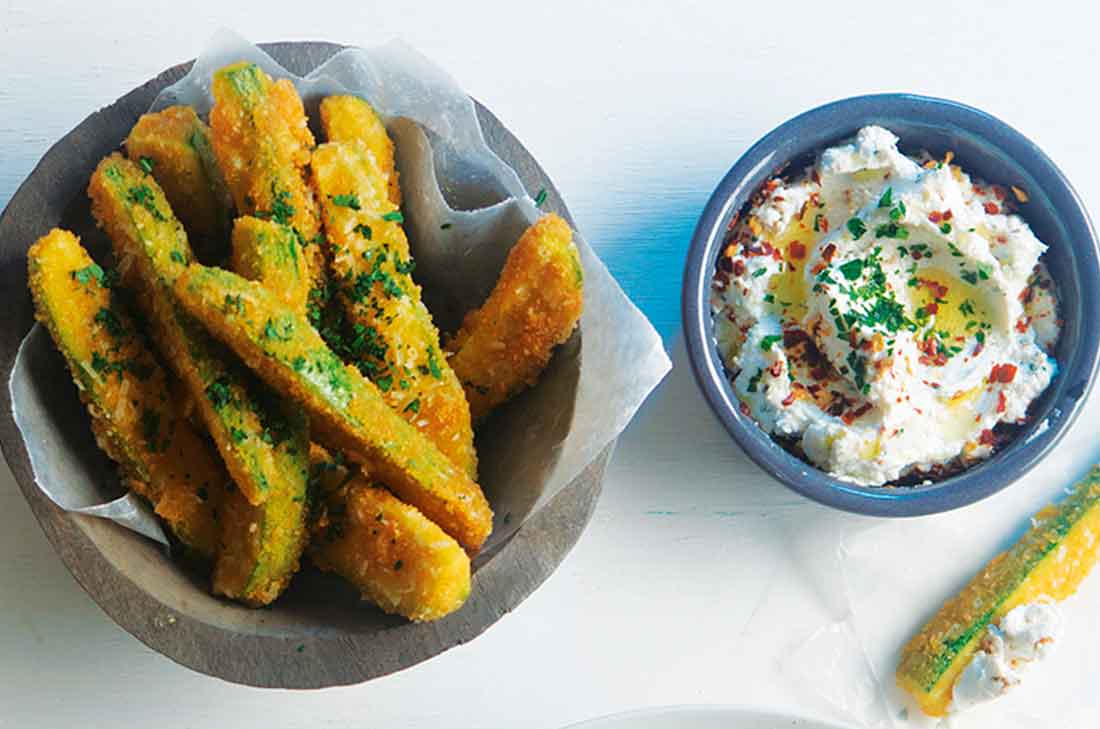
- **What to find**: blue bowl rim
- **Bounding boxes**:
[682,92,1100,517]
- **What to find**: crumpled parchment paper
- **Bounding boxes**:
[9,29,671,551]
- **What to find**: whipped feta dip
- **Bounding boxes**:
[711,126,1061,486]
[949,600,1062,714]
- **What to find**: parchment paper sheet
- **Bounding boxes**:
[10,29,671,551]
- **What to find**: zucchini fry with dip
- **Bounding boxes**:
[88,155,309,604]
[173,264,493,553]
[311,473,471,622]
[447,213,584,420]
[311,115,476,477]
[209,62,325,290]
[125,105,233,252]
[28,228,224,558]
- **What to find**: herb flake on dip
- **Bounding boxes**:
[711,126,1060,486]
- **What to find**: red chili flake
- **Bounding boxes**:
[739,402,752,417]
[773,195,785,202]
[768,361,783,377]
[996,391,1007,414]
[979,429,996,446]
[1016,316,1031,333]
[912,249,924,261]
[943,209,953,220]
[782,392,796,407]
[973,185,985,196]
[819,217,830,233]
[928,211,943,223]
[984,201,1001,215]
[842,402,873,425]
[765,179,780,192]
[822,243,837,262]
[811,262,826,276]
[992,185,1006,200]
[924,302,939,315]
[789,241,807,260]
[732,259,746,276]
[990,363,1018,383]
[811,169,822,185]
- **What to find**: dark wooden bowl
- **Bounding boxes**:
[0,41,607,688]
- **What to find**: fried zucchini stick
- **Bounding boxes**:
[88,154,305,511]
[173,264,493,552]
[311,474,470,622]
[311,136,477,477]
[447,213,584,420]
[28,229,224,557]
[230,216,311,313]
[213,215,314,605]
[209,62,324,290]
[319,95,401,206]
[125,105,233,251]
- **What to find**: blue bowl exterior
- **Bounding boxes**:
[682,94,1100,517]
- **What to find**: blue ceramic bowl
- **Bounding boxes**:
[682,93,1100,516]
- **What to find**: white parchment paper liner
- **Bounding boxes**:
[787,471,1100,729]
[9,29,671,552]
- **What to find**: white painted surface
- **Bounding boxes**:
[1,1,1098,727]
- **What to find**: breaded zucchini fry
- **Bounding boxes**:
[125,105,233,251]
[311,474,470,622]
[311,140,477,477]
[173,264,493,553]
[209,62,324,288]
[27,229,224,558]
[319,95,401,206]
[214,216,313,605]
[230,216,311,313]
[87,154,305,511]
[447,213,584,420]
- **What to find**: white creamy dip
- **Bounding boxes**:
[949,600,1062,714]
[711,126,1060,485]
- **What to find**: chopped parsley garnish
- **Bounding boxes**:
[229,427,248,444]
[947,242,963,257]
[763,293,775,303]
[263,317,294,342]
[760,334,782,351]
[889,201,906,222]
[354,223,373,239]
[847,217,867,240]
[838,259,864,281]
[403,398,421,414]
[940,222,952,234]
[534,188,548,207]
[959,299,976,316]
[223,294,243,314]
[394,257,416,275]
[205,378,235,410]
[94,307,126,339]
[332,194,361,210]
[381,211,404,223]
[813,214,822,232]
[260,187,295,224]
[877,187,893,208]
[426,348,443,379]
[440,222,452,230]
[874,222,909,239]
[127,185,166,221]
[977,262,992,280]
[90,351,125,381]
[169,250,186,264]
[746,368,764,393]
[751,267,767,278]
[72,263,105,286]
[138,156,155,174]
[375,375,393,392]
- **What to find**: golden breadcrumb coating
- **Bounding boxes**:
[311,474,471,622]
[447,213,583,420]
[311,139,476,477]
[172,264,493,553]
[27,228,224,557]
[125,105,233,251]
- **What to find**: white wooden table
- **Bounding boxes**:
[3,1,1098,726]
